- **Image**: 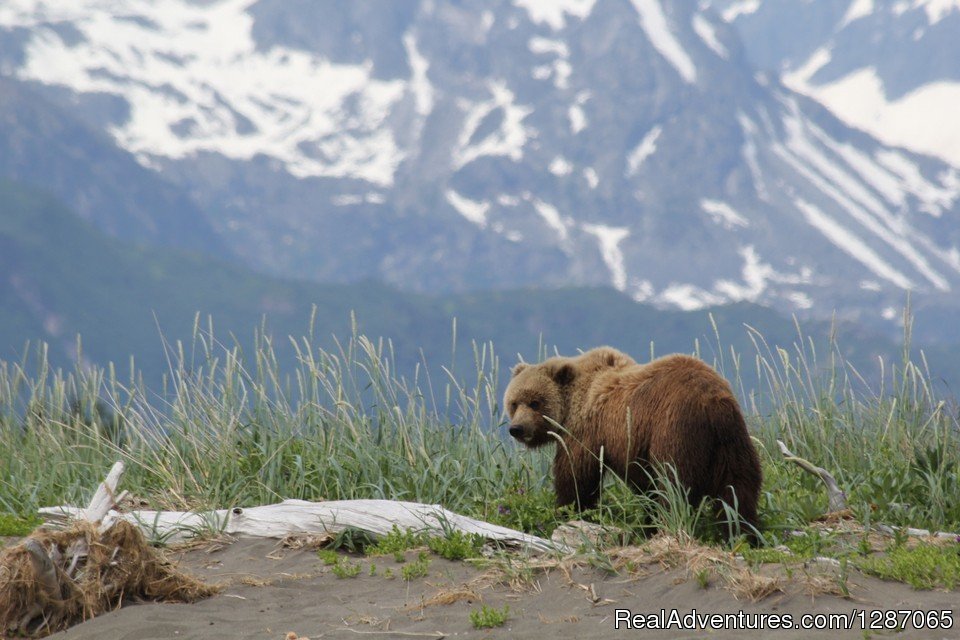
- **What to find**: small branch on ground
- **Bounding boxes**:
[776,440,847,513]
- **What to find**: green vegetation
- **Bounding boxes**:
[317,549,340,566]
[0,513,41,537]
[427,530,485,561]
[329,527,377,554]
[369,526,425,558]
[856,543,960,590]
[695,568,710,589]
[401,551,431,580]
[470,604,510,629]
[2,313,960,592]
[330,557,363,579]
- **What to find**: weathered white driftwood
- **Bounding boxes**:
[777,440,847,512]
[41,499,568,554]
[874,523,960,540]
[80,460,127,524]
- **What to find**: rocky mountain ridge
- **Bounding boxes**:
[1,0,958,339]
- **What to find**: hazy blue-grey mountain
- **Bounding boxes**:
[0,77,225,255]
[2,0,959,343]
[8,178,950,395]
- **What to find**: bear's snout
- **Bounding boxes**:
[508,424,524,439]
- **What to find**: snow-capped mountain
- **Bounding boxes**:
[1,0,959,336]
[713,0,960,168]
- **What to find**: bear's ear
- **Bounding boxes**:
[511,362,529,377]
[550,363,576,386]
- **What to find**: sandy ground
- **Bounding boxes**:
[36,537,959,640]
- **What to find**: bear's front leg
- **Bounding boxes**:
[553,443,602,512]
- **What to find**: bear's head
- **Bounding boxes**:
[503,347,635,448]
[502,356,575,448]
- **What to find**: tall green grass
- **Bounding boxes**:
[744,313,960,536]
[1,313,958,545]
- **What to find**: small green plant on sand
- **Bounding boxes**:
[331,557,362,579]
[695,568,710,589]
[837,557,850,598]
[317,549,340,566]
[427,530,484,560]
[470,604,510,629]
[401,551,430,580]
[855,543,960,590]
[741,547,796,567]
[331,527,377,554]
[369,525,423,557]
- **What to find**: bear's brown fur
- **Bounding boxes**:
[504,346,762,538]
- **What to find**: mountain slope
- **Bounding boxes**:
[1,0,959,340]
[7,178,945,393]
[712,0,960,168]
[0,76,225,255]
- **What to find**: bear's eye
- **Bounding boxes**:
[509,402,517,414]
[528,400,541,411]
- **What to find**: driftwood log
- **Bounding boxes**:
[776,441,960,541]
[41,498,567,554]
[777,439,848,513]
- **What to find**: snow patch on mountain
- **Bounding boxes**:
[713,246,774,302]
[793,198,913,289]
[332,193,386,206]
[721,0,761,22]
[657,284,724,311]
[626,125,662,176]
[630,0,698,84]
[446,190,489,227]
[701,199,749,229]
[512,0,597,30]
[0,0,412,186]
[692,13,728,59]
[810,129,959,217]
[915,0,960,25]
[582,224,630,290]
[714,246,814,305]
[786,58,960,169]
[567,91,590,135]
[549,156,574,176]
[454,82,534,169]
[840,0,875,27]
[737,113,770,201]
[533,200,570,241]
[403,33,435,118]
[782,47,831,88]
[774,96,951,291]
[528,36,572,89]
[653,246,813,310]
[583,167,600,189]
[568,105,587,134]
[875,150,960,216]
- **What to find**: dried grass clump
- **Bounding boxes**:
[612,533,783,601]
[0,520,219,637]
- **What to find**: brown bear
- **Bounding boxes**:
[503,346,761,538]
